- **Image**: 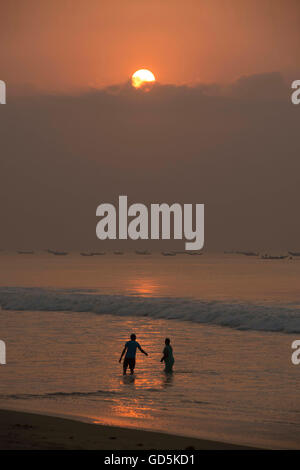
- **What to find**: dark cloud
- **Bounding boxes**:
[0,73,298,251]
[229,72,289,101]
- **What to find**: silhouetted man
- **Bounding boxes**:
[119,333,148,375]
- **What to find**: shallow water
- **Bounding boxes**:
[1,311,300,449]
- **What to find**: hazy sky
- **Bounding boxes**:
[1,73,299,250]
[1,0,299,93]
[0,1,299,251]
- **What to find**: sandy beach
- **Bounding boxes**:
[0,409,255,450]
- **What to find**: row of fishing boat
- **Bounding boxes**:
[224,250,300,259]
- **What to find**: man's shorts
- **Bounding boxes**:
[123,357,135,370]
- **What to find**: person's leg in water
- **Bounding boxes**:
[164,357,174,374]
[123,358,129,375]
[129,358,135,375]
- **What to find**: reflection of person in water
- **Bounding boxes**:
[161,338,174,373]
[119,333,148,375]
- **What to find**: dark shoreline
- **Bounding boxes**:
[0,408,258,450]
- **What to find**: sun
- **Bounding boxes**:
[131,69,156,89]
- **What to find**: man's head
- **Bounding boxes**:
[130,333,136,341]
[165,337,170,345]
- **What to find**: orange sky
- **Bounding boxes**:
[1,0,299,94]
[1,0,300,250]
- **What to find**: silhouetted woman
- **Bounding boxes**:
[160,338,174,373]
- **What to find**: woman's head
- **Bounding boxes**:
[165,337,170,345]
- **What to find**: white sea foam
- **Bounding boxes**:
[0,287,300,334]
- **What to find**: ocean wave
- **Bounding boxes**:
[0,287,300,334]
[0,389,118,400]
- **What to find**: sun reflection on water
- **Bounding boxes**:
[128,278,160,296]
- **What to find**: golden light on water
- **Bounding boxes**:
[130,279,159,296]
[131,69,156,89]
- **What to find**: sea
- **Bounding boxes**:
[0,251,300,449]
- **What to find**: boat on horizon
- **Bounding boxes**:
[80,252,94,256]
[46,249,68,256]
[261,254,288,260]
[224,250,259,256]
[135,250,151,255]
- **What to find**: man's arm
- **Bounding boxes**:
[119,345,127,362]
[138,344,148,356]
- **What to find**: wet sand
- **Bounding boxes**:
[0,409,256,450]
